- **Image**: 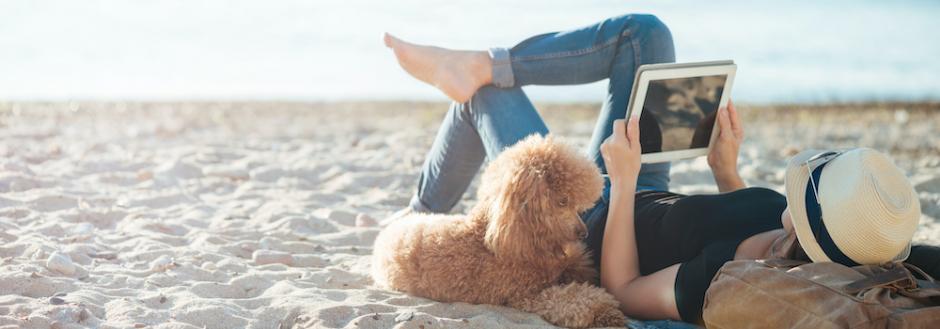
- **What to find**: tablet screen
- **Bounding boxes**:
[638,75,727,154]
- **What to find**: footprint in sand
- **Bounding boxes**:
[202,163,250,180]
[29,195,78,212]
[248,165,288,183]
[171,301,250,329]
[0,174,44,192]
[312,304,397,328]
[310,229,380,249]
[0,196,22,209]
[190,273,275,299]
[0,272,77,298]
[306,268,371,290]
[265,215,340,236]
[259,236,327,254]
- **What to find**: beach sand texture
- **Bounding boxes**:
[0,102,938,329]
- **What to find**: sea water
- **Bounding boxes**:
[1,0,938,103]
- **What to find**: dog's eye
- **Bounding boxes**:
[558,197,568,207]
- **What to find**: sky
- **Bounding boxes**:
[1,0,938,103]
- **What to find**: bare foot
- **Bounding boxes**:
[384,33,492,103]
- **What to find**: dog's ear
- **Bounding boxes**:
[477,134,601,262]
[483,167,567,261]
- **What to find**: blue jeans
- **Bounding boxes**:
[407,15,699,328]
[409,14,675,214]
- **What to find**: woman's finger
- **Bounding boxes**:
[727,100,743,138]
[627,115,640,148]
[612,119,627,142]
[717,106,732,139]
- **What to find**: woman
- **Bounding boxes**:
[382,14,940,325]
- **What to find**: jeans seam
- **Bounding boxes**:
[631,33,641,74]
[510,25,633,63]
[511,35,622,63]
[510,37,616,62]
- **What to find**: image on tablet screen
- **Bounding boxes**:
[639,75,727,154]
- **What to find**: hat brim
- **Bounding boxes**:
[784,149,833,264]
[895,242,911,262]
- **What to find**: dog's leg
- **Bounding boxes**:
[508,282,625,329]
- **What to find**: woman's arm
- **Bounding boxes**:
[604,179,682,319]
[599,117,681,320]
[707,100,746,193]
[601,170,640,294]
[599,117,642,295]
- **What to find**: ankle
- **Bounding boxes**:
[470,51,493,87]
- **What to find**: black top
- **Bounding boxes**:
[583,187,788,275]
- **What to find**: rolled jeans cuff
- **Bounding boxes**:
[488,47,514,88]
[408,194,434,213]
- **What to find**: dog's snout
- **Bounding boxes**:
[575,220,588,239]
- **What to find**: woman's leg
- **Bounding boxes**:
[396,14,676,213]
[409,86,548,213]
[492,14,676,190]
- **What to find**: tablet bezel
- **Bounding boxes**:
[626,61,737,164]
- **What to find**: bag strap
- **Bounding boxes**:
[900,279,940,300]
[759,258,808,268]
[844,262,940,297]
[915,279,940,290]
[903,262,937,283]
[844,264,914,294]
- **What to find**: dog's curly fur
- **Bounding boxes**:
[372,135,626,328]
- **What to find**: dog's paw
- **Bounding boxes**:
[590,305,626,328]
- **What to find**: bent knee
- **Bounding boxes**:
[629,14,671,39]
[623,14,674,61]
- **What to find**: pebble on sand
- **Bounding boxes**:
[46,252,76,275]
[253,250,294,266]
[150,255,176,272]
[355,213,377,227]
[395,311,414,322]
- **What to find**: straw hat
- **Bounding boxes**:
[784,148,921,266]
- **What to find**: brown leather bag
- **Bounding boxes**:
[702,257,940,329]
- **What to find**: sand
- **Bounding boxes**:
[0,101,937,329]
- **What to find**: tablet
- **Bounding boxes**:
[625,60,736,163]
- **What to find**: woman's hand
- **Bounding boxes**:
[601,116,642,186]
[707,100,746,192]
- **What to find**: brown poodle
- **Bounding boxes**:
[372,135,626,328]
